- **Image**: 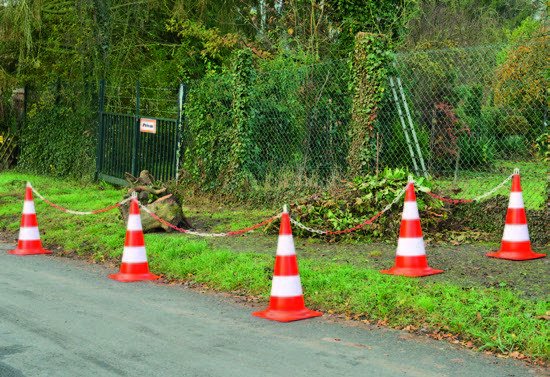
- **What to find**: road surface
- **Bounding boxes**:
[0,243,543,376]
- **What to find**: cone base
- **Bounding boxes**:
[381,266,443,277]
[486,250,546,261]
[108,272,159,282]
[8,248,52,256]
[252,308,323,323]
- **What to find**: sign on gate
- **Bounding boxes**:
[97,80,184,184]
[140,118,157,134]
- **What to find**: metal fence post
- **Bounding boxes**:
[95,79,106,181]
[132,80,141,177]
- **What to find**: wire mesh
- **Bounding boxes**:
[377,41,548,208]
[183,41,548,208]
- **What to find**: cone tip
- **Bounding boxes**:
[26,181,31,188]
[513,167,520,175]
[283,204,288,213]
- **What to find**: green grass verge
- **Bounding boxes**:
[0,171,548,361]
[436,160,548,209]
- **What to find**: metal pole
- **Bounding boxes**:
[95,79,106,181]
[395,74,428,177]
[132,80,141,177]
[389,77,420,175]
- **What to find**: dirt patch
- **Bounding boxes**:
[206,234,549,300]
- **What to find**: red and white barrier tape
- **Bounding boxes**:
[27,169,515,235]
[30,183,130,215]
[139,203,281,237]
[291,173,514,235]
[420,174,513,204]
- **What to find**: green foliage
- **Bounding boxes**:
[405,0,539,48]
[494,22,548,140]
[182,49,257,192]
[182,73,233,190]
[227,49,256,186]
[183,53,353,194]
[457,136,496,169]
[498,115,530,136]
[533,133,549,162]
[327,0,418,45]
[347,32,393,175]
[248,59,307,178]
[291,167,442,240]
[18,84,95,178]
[165,18,240,80]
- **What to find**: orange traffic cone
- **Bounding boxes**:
[487,171,546,261]
[9,182,51,256]
[109,197,159,282]
[381,181,443,277]
[253,206,322,322]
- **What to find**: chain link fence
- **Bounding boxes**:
[182,39,547,208]
[377,40,548,208]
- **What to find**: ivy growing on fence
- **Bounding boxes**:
[347,32,392,175]
[226,49,256,188]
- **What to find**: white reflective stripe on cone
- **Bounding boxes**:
[276,235,296,256]
[18,226,40,240]
[396,237,426,256]
[126,214,142,231]
[502,224,530,242]
[508,192,525,209]
[401,202,420,220]
[121,246,148,263]
[270,275,303,297]
[22,201,36,215]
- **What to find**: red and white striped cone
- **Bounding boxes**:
[109,197,159,282]
[253,206,322,322]
[487,172,546,261]
[381,181,443,277]
[9,183,51,256]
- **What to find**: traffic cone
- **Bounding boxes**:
[487,171,546,261]
[252,206,322,322]
[381,181,443,277]
[109,197,159,282]
[9,182,51,256]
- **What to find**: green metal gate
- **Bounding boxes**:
[96,80,185,185]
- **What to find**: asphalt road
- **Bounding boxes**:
[0,243,543,377]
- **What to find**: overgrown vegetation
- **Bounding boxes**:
[0,172,547,361]
[1,0,546,190]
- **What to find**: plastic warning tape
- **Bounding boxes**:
[139,203,281,238]
[30,184,130,215]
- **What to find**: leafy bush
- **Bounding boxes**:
[18,85,95,179]
[533,133,549,162]
[291,168,443,240]
[457,135,496,169]
[377,116,430,172]
[182,74,233,190]
[498,115,530,136]
[499,135,530,158]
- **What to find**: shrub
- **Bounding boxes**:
[18,84,95,179]
[182,74,233,190]
[533,133,549,162]
[291,167,443,241]
[499,135,530,158]
[498,114,530,137]
[457,135,496,169]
